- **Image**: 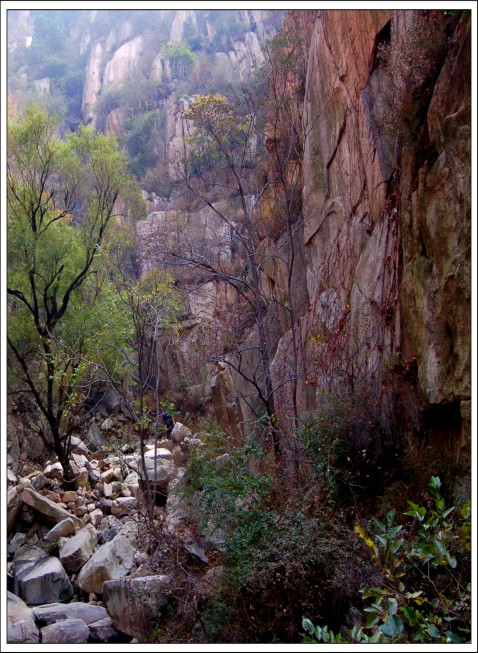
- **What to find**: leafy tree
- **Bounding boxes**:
[7,105,139,484]
[163,41,195,80]
[110,265,183,505]
[179,93,283,459]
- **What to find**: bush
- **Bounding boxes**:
[302,476,471,644]
[186,437,373,643]
[163,41,195,80]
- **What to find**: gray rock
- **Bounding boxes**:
[85,422,106,450]
[43,518,77,542]
[7,591,39,643]
[32,602,107,625]
[88,616,123,642]
[41,618,90,644]
[103,575,172,640]
[184,541,208,563]
[100,417,114,431]
[59,523,97,573]
[202,521,227,553]
[89,508,103,527]
[97,526,117,545]
[171,421,192,443]
[7,468,18,485]
[8,488,22,534]
[14,547,73,605]
[69,459,89,486]
[97,389,121,415]
[144,446,173,459]
[8,532,27,555]
[199,565,225,596]
[21,487,84,528]
[98,498,112,515]
[139,456,176,484]
[69,435,90,456]
[123,471,139,485]
[31,472,47,490]
[71,452,88,468]
[13,545,48,580]
[111,497,137,516]
[77,533,136,595]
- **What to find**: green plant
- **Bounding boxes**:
[302,476,471,643]
[301,619,345,644]
[163,41,195,80]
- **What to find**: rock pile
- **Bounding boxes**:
[7,420,223,644]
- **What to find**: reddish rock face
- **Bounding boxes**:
[267,9,470,464]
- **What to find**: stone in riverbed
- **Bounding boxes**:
[59,523,98,573]
[13,546,73,605]
[7,591,39,643]
[21,487,83,528]
[40,618,90,644]
[32,601,107,626]
[77,533,136,595]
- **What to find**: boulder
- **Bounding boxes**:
[144,447,173,459]
[88,616,124,643]
[14,547,73,605]
[89,508,104,527]
[97,526,117,545]
[13,545,48,579]
[32,602,107,625]
[85,422,106,450]
[41,618,90,644]
[198,565,226,597]
[69,435,91,456]
[31,472,47,491]
[103,575,172,640]
[8,488,22,534]
[97,389,121,415]
[43,518,77,543]
[98,498,112,515]
[77,533,136,595]
[8,468,18,485]
[111,497,137,516]
[59,523,97,573]
[21,487,84,528]
[123,471,139,489]
[8,532,27,556]
[7,591,39,644]
[72,452,88,468]
[138,456,176,504]
[101,468,114,483]
[171,422,192,443]
[62,490,78,503]
[100,417,114,431]
[44,461,64,480]
[69,458,89,487]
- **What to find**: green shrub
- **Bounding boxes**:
[187,437,372,642]
[163,41,195,80]
[302,476,471,644]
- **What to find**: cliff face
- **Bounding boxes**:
[268,10,471,465]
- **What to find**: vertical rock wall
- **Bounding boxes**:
[270,9,470,467]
